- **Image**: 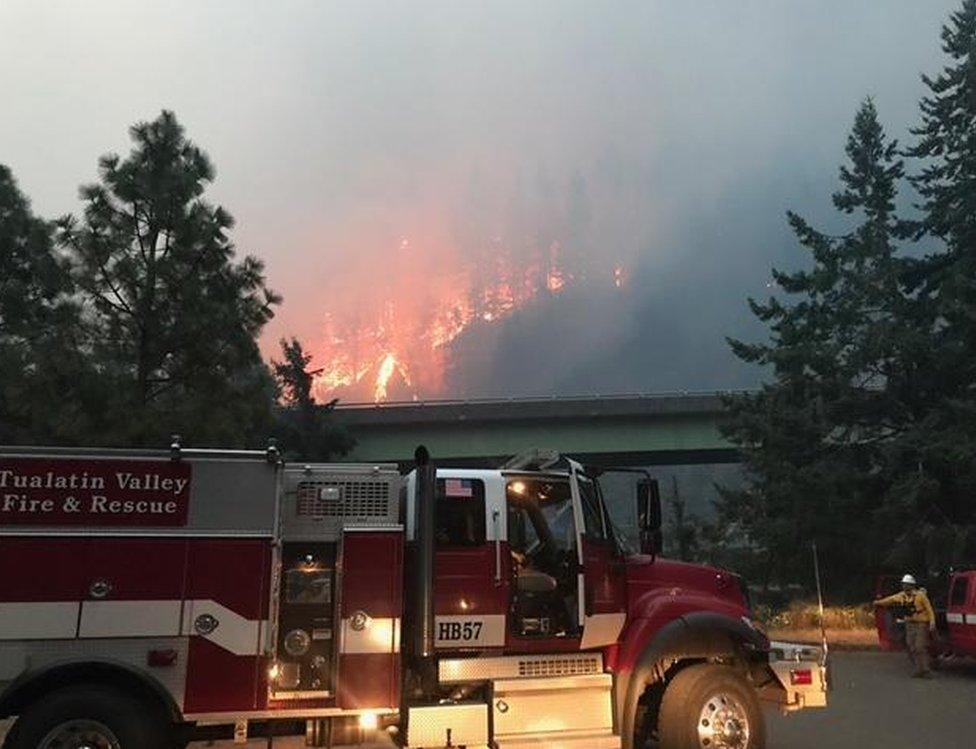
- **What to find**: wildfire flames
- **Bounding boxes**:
[309,235,624,403]
[373,352,410,402]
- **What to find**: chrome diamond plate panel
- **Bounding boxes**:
[439,652,603,683]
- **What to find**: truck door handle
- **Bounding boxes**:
[89,580,112,599]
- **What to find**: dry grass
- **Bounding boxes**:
[758,601,879,649]
[766,627,879,649]
[757,601,875,630]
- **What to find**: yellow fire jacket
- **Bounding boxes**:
[875,588,936,624]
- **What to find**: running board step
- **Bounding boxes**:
[494,731,621,749]
[492,673,619,748]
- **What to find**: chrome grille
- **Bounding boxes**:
[440,653,606,682]
[282,463,401,541]
[517,655,602,678]
[296,480,392,519]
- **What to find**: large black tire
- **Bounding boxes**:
[4,684,173,749]
[657,663,765,749]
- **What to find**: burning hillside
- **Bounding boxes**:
[309,236,598,403]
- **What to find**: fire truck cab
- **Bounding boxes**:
[0,444,826,749]
[944,569,976,657]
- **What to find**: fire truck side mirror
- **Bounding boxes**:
[637,478,663,556]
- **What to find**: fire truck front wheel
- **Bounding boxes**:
[3,684,175,749]
[657,663,765,749]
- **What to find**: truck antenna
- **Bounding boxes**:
[169,434,182,462]
[812,541,830,681]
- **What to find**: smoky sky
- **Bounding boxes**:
[0,0,959,399]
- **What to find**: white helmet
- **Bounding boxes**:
[901,574,917,586]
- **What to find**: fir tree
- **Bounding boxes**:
[722,100,909,593]
[272,338,354,460]
[909,0,976,258]
[890,0,976,561]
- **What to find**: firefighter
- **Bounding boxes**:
[874,574,936,678]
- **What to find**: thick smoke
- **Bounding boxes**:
[445,162,804,397]
[0,0,958,401]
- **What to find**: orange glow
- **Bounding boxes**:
[546,241,566,292]
[310,232,577,403]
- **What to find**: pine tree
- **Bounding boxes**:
[58,111,281,446]
[0,165,92,443]
[721,100,909,593]
[0,165,65,338]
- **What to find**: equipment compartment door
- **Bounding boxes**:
[0,537,90,639]
[183,539,271,714]
[336,529,403,711]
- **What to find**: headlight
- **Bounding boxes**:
[284,628,311,657]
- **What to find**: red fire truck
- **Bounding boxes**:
[0,443,826,749]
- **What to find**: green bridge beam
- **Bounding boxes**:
[334,393,739,467]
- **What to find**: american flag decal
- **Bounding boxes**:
[444,479,474,498]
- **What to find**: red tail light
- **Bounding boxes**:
[790,669,813,685]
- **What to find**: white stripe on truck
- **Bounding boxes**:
[0,602,80,639]
[80,600,183,638]
[0,600,266,655]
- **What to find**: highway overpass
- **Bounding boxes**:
[334,392,740,468]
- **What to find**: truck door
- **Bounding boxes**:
[432,473,508,650]
[874,575,905,651]
[947,572,976,655]
[506,474,581,642]
[570,462,627,649]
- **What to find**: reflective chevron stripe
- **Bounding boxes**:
[0,600,266,655]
